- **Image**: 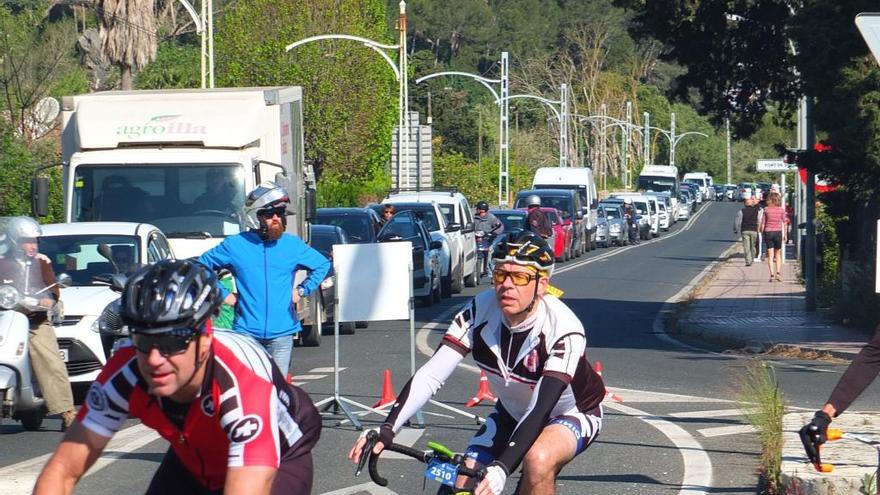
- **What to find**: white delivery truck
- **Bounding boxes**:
[532,167,599,251]
[33,87,325,345]
[638,164,680,220]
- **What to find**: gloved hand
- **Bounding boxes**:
[475,462,507,495]
[799,410,832,464]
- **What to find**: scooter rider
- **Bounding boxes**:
[525,195,552,239]
[623,198,639,244]
[474,201,504,238]
[199,183,330,376]
[0,216,76,430]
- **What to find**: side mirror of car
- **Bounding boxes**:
[446,222,462,233]
[56,273,73,288]
[429,240,443,250]
[462,222,475,233]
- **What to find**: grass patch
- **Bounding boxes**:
[735,360,787,494]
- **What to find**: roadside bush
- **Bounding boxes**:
[736,360,786,494]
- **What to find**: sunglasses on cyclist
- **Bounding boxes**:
[131,328,199,357]
[492,269,538,286]
[257,206,286,219]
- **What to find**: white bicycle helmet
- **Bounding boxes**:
[242,183,290,233]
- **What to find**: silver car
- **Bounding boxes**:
[597,202,628,246]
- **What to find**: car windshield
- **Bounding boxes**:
[70,164,246,239]
[638,176,676,193]
[684,178,706,187]
[38,234,141,286]
[601,206,621,219]
[314,213,373,243]
[310,231,339,255]
[388,205,442,231]
[634,201,648,214]
[495,213,526,231]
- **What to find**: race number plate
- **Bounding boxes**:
[59,349,68,362]
[424,459,458,487]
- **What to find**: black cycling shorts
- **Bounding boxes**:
[146,447,314,495]
[764,231,783,250]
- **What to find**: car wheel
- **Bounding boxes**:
[300,324,321,346]
[441,273,453,298]
[356,321,369,329]
[464,264,478,287]
[451,261,464,294]
[19,408,46,431]
[432,277,442,303]
[340,321,356,335]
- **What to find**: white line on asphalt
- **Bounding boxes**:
[0,424,160,494]
[380,428,425,459]
[311,367,343,373]
[604,401,713,494]
[608,388,736,404]
[669,408,748,418]
[290,374,327,380]
[697,424,757,438]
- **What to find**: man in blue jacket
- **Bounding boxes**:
[199,183,330,376]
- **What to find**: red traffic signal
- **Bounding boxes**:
[814,141,833,153]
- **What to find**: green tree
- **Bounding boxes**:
[136,41,200,89]
[97,0,158,90]
[215,0,397,202]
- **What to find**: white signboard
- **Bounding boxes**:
[857,14,880,67]
[756,159,796,172]
[334,242,413,322]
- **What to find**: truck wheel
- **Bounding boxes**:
[356,321,369,329]
[300,324,321,346]
[441,269,452,298]
[340,321,356,335]
[464,266,478,287]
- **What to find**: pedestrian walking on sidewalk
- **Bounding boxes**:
[800,325,880,465]
[760,191,787,282]
[734,191,762,266]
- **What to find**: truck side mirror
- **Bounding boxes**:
[304,188,317,223]
[32,177,49,217]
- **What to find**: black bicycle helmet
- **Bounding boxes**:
[476,201,489,211]
[490,230,555,277]
[121,259,222,334]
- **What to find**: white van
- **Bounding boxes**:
[532,167,598,249]
[638,164,679,219]
[682,172,712,202]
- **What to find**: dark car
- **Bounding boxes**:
[513,189,587,255]
[309,224,357,335]
[377,210,443,306]
[491,209,528,232]
[314,208,383,244]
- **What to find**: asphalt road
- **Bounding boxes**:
[3,200,880,494]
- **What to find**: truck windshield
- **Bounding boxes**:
[637,176,676,194]
[71,164,246,239]
[39,234,140,286]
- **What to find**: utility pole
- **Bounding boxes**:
[560,84,569,167]
[726,117,732,185]
[805,97,817,311]
[643,112,650,168]
[669,112,676,166]
[624,101,632,188]
[600,103,607,191]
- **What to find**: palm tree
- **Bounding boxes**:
[97,0,157,90]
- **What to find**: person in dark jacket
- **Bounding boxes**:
[199,183,330,376]
[524,195,552,238]
[734,191,763,266]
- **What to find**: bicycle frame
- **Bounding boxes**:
[356,430,485,493]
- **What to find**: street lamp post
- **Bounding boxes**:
[174,1,207,88]
[284,1,410,188]
[502,87,569,168]
[415,52,510,205]
[578,112,644,192]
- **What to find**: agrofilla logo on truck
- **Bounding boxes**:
[117,114,208,139]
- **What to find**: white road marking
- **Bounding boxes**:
[604,401,713,494]
[381,428,425,460]
[698,424,756,438]
[608,387,735,404]
[290,374,327,380]
[311,367,342,373]
[669,408,748,418]
[0,424,160,494]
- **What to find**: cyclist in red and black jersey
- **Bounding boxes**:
[34,260,321,495]
[349,231,605,495]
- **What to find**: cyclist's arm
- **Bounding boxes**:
[224,466,275,495]
[826,326,880,416]
[381,344,464,434]
[291,238,331,297]
[33,422,111,495]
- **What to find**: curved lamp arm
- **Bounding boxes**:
[415,71,500,102]
[285,34,401,81]
[502,94,562,121]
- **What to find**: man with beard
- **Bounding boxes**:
[199,183,330,376]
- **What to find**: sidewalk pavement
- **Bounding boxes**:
[672,243,877,494]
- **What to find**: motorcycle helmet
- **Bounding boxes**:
[623,198,632,205]
[476,201,489,212]
[4,216,41,258]
[121,259,222,334]
[243,183,290,238]
[525,195,541,207]
[490,230,555,277]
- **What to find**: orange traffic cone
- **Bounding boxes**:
[372,369,397,408]
[594,361,623,403]
[465,371,498,407]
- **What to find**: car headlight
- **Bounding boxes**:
[0,285,20,310]
[609,224,621,232]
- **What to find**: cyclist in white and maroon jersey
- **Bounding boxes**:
[349,230,606,495]
[34,260,320,495]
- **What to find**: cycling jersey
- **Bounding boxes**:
[198,231,330,340]
[77,331,321,491]
[382,290,605,475]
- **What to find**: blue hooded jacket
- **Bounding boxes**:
[199,231,330,340]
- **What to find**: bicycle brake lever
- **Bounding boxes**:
[355,430,377,477]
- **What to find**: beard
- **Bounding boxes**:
[265,221,284,241]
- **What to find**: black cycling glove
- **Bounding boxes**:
[799,410,832,464]
[378,423,395,447]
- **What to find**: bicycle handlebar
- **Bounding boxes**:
[359,431,484,488]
